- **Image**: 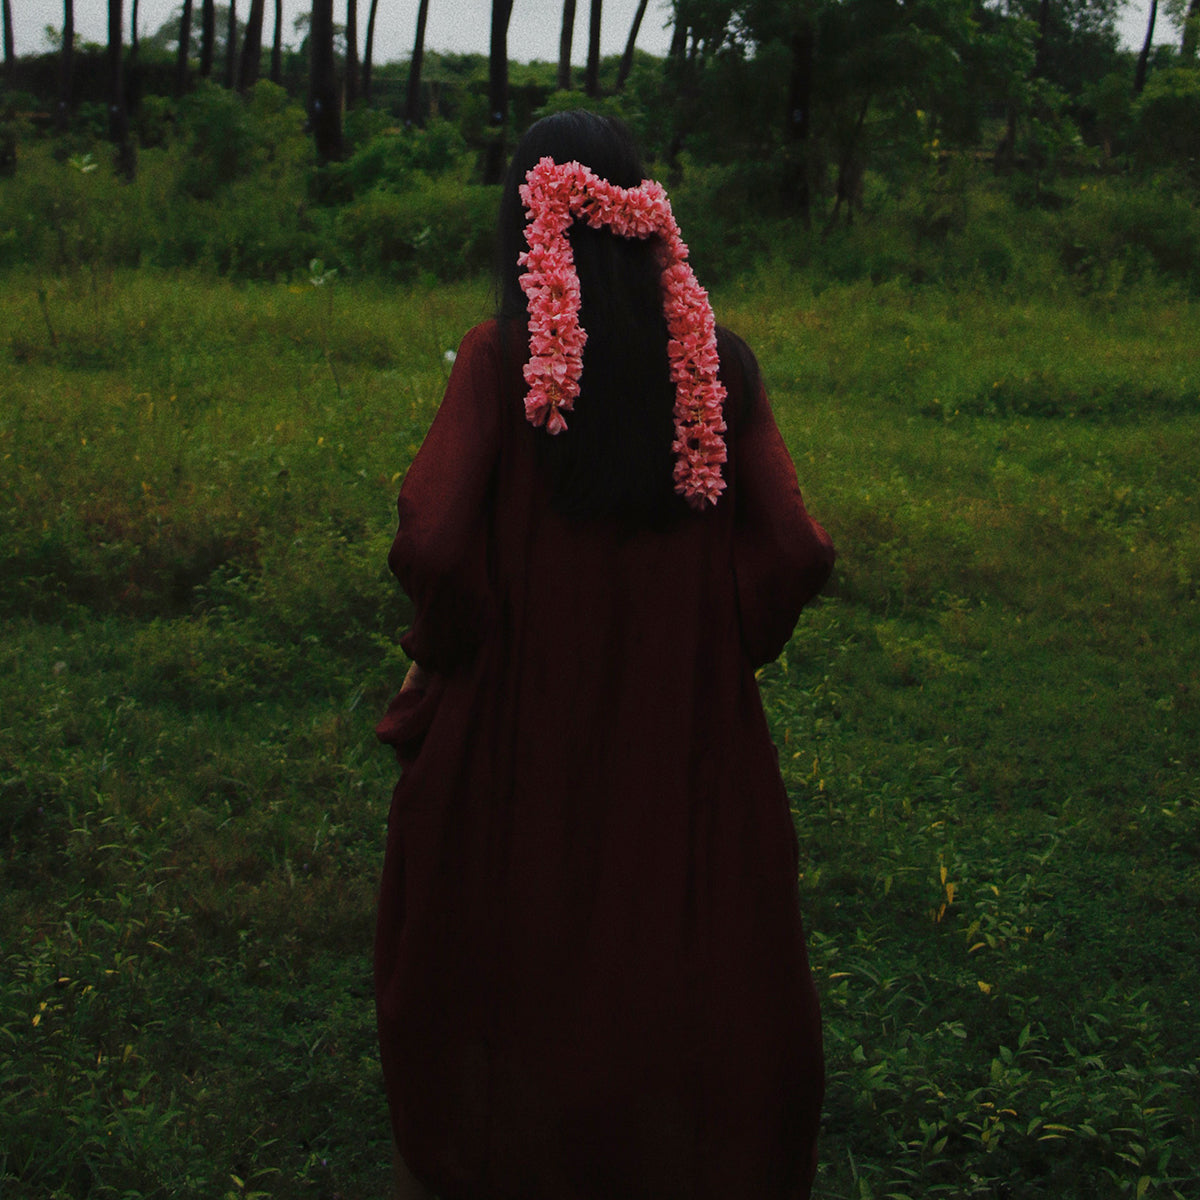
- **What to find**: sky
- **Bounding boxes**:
[7,0,1180,63]
[9,0,677,62]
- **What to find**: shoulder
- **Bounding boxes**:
[455,319,502,361]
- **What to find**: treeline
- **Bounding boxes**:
[0,0,1198,289]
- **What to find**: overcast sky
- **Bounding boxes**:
[7,0,1178,62]
[9,0,676,61]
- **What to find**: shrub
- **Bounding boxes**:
[322,119,470,199]
[1058,176,1200,293]
[1132,66,1200,180]
[333,173,496,280]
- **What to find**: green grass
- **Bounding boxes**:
[2,266,1198,1198]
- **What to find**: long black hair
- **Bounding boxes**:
[497,111,684,526]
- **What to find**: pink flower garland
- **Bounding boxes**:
[518,156,728,509]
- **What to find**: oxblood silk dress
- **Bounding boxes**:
[375,319,835,1200]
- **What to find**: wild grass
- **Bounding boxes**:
[2,266,1197,1198]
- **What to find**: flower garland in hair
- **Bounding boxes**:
[518,156,727,509]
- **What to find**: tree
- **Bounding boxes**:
[131,0,140,60]
[616,0,649,89]
[176,0,194,91]
[1135,0,1158,94]
[309,0,343,161]
[1182,0,1200,59]
[58,0,76,129]
[270,0,282,82]
[345,0,359,105]
[2,0,13,81]
[239,0,265,89]
[585,0,602,96]
[362,0,380,100]
[224,0,237,87]
[200,0,215,76]
[108,0,136,178]
[558,0,576,90]
[406,0,430,124]
[484,0,514,184]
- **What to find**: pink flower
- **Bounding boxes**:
[520,157,727,507]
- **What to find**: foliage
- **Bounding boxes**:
[1,266,1198,1197]
[1132,66,1200,179]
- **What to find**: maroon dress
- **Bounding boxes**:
[375,319,835,1200]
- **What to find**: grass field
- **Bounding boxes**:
[2,266,1198,1198]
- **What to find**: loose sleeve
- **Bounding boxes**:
[729,338,835,668]
[388,322,502,674]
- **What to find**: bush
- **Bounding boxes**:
[333,173,497,279]
[174,80,311,200]
[1132,66,1200,180]
[322,119,470,199]
[1058,176,1200,294]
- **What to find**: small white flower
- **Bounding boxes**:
[443,350,457,364]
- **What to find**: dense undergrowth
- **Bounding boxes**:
[1,249,1198,1198]
[3,76,1200,305]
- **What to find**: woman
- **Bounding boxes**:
[375,111,834,1200]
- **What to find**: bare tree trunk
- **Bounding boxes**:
[1033,0,1051,77]
[199,0,214,76]
[2,0,15,79]
[585,0,602,96]
[270,0,282,82]
[345,0,359,105]
[109,0,136,178]
[558,0,576,90]
[58,0,76,129]
[239,0,264,89]
[1134,0,1157,94]
[309,0,343,161]
[363,0,380,100]
[130,0,140,61]
[484,0,513,184]
[224,0,237,88]
[405,0,430,124]
[176,0,193,91]
[1183,0,1200,59]
[615,0,647,90]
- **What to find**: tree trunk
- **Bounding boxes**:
[484,0,513,184]
[130,0,140,61]
[270,0,282,82]
[616,0,648,90]
[199,0,214,76]
[109,0,136,178]
[224,0,237,88]
[239,0,265,89]
[58,0,76,130]
[363,0,379,100]
[345,0,359,106]
[667,12,685,65]
[1134,0,1157,94]
[585,0,602,96]
[2,0,14,79]
[309,0,343,162]
[176,0,193,92]
[1183,0,1200,60]
[405,0,430,125]
[1033,0,1051,77]
[557,0,576,90]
